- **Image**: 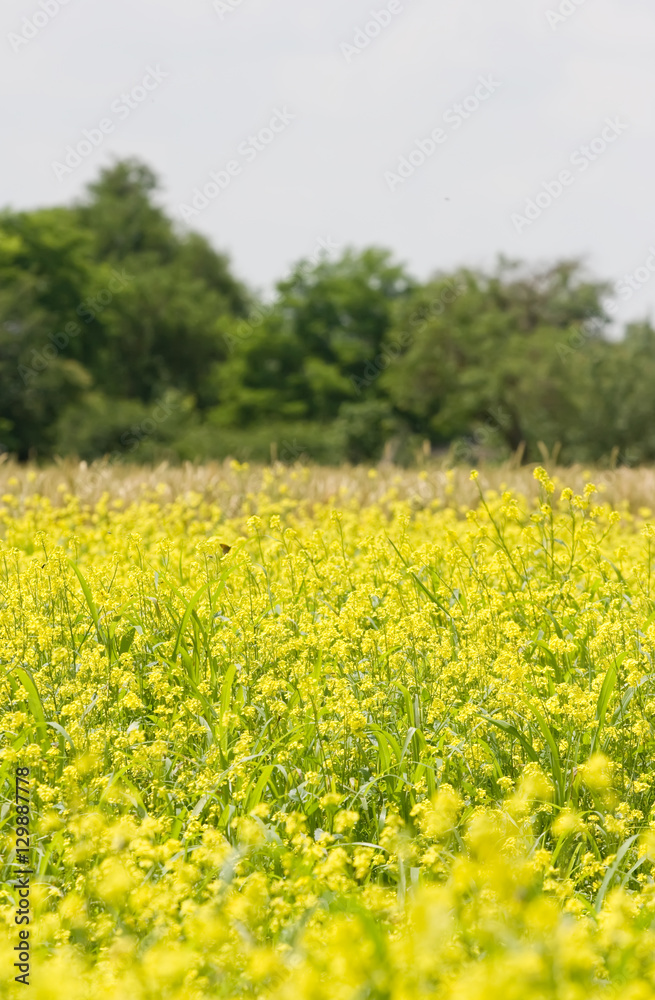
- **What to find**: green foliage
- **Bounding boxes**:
[2,160,655,465]
[214,247,412,429]
[381,260,614,461]
[0,208,96,456]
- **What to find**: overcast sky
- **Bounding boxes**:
[3,0,655,324]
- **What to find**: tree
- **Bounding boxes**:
[3,158,655,466]
[213,247,412,430]
[75,159,177,264]
[71,159,249,405]
[0,209,95,457]
[382,259,613,461]
[0,159,249,458]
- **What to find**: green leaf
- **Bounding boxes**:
[594,834,640,912]
[15,667,48,741]
[68,560,102,642]
[482,714,539,763]
[219,664,237,755]
[592,652,626,752]
[246,765,275,810]
[524,699,563,801]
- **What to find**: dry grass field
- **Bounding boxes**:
[2,455,655,513]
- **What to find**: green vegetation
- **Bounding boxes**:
[2,467,655,997]
[2,158,654,465]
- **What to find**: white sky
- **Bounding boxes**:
[2,0,655,325]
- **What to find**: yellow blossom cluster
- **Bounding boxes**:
[1,467,655,997]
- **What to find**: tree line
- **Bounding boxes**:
[2,158,654,466]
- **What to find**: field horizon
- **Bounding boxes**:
[2,456,655,515]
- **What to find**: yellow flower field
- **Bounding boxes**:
[1,463,655,998]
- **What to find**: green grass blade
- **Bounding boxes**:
[594,834,640,912]
[219,664,237,755]
[482,714,539,763]
[592,652,626,752]
[68,560,102,641]
[15,667,48,741]
[524,699,563,800]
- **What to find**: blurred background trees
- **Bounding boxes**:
[1,157,654,465]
